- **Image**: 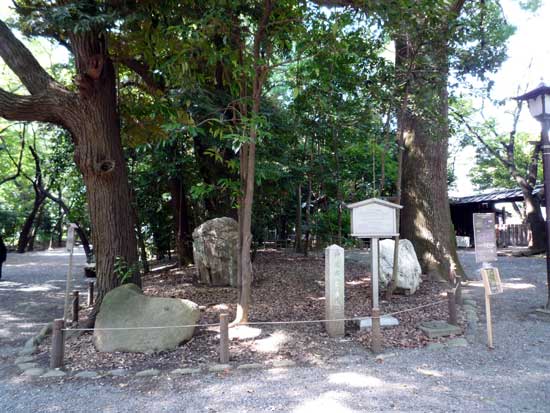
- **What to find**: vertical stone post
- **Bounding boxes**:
[219,313,230,363]
[448,290,457,326]
[325,244,345,337]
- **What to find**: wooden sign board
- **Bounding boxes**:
[347,198,402,238]
[481,267,503,296]
[473,213,497,263]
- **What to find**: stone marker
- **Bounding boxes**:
[325,245,345,337]
[93,284,200,353]
[418,320,461,338]
[358,315,399,330]
[192,217,239,287]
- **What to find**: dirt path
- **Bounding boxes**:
[1,249,549,412]
[0,248,87,378]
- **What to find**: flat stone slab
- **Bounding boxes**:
[136,369,160,377]
[23,368,45,377]
[358,315,399,330]
[17,362,38,370]
[42,370,67,378]
[334,355,364,365]
[463,299,476,306]
[171,368,201,375]
[447,338,469,348]
[426,343,445,351]
[75,371,99,379]
[15,356,35,364]
[236,363,263,370]
[208,364,232,372]
[107,369,130,377]
[418,320,461,338]
[271,360,296,368]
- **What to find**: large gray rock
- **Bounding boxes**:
[193,217,238,287]
[93,284,200,353]
[378,239,422,294]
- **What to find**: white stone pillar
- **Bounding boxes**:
[325,244,345,337]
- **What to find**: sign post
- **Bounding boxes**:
[480,267,503,349]
[473,213,499,348]
[347,198,403,353]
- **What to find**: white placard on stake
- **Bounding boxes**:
[480,266,502,349]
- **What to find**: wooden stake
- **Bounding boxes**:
[485,293,494,349]
[371,308,382,354]
[219,313,229,363]
[50,319,65,369]
[87,281,94,307]
[455,278,463,305]
[72,291,79,324]
[448,290,457,326]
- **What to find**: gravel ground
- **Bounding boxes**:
[1,248,549,412]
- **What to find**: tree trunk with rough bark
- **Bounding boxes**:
[0,20,139,311]
[398,35,465,280]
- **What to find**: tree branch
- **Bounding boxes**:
[0,88,63,124]
[118,57,165,93]
[0,19,57,95]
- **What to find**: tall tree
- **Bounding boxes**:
[0,4,143,309]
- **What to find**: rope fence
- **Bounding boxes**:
[49,283,463,369]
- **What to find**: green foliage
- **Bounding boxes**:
[114,256,139,284]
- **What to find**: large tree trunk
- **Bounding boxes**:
[0,19,140,313]
[521,186,546,251]
[398,37,464,280]
[67,34,139,305]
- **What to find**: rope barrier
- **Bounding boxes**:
[61,298,449,332]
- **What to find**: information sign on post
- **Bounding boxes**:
[347,198,402,353]
[473,213,497,264]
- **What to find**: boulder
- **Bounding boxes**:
[378,239,422,294]
[192,217,238,287]
[93,284,200,353]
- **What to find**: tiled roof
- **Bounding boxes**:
[450,185,543,205]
